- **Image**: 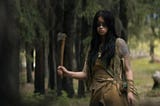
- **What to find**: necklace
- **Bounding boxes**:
[98,44,103,58]
[98,51,102,58]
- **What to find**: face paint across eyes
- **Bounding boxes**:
[97,22,107,28]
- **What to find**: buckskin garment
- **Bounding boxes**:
[87,38,129,106]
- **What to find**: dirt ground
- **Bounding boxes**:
[139,96,160,106]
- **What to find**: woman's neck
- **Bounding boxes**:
[100,36,105,45]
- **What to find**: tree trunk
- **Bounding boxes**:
[76,19,86,98]
[0,0,20,105]
[112,3,123,37]
[76,32,85,97]
[34,0,49,95]
[48,30,57,90]
[34,41,45,94]
[76,0,91,97]
[62,0,77,98]
[25,43,33,83]
[49,0,65,95]
[149,39,155,63]
[48,31,54,89]
[57,35,64,96]
[77,1,90,95]
[119,0,128,41]
[150,25,157,63]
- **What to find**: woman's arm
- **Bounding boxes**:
[116,38,133,80]
[117,38,137,105]
[57,61,88,80]
[123,55,133,81]
[57,45,90,80]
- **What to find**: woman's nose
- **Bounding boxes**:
[99,24,103,28]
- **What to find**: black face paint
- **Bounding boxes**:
[97,22,107,28]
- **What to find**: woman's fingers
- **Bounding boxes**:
[127,92,137,106]
[58,66,67,72]
[57,66,64,77]
[57,69,63,76]
[57,66,68,77]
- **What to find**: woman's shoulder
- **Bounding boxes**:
[115,37,129,57]
[116,37,126,45]
[116,37,127,49]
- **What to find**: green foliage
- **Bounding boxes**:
[128,0,160,38]
[128,34,150,49]
[20,57,160,105]
[56,91,70,106]
[82,36,91,47]
[132,58,160,95]
[16,0,48,46]
[21,92,45,106]
[21,89,72,106]
[127,0,149,36]
[76,0,102,25]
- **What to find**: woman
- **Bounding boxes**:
[57,10,137,106]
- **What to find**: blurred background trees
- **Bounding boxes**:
[0,0,160,105]
[0,0,20,105]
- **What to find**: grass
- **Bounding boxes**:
[130,57,160,106]
[20,57,160,106]
[131,57,160,96]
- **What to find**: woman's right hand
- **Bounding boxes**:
[57,66,87,79]
[57,66,70,77]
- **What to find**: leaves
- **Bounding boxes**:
[77,0,102,25]
[127,0,160,39]
[16,0,48,46]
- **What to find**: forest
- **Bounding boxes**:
[0,0,160,106]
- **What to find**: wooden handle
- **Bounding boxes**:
[60,38,66,66]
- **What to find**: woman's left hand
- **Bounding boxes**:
[127,92,137,105]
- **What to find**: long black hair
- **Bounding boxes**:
[88,10,118,76]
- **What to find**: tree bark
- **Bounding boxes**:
[34,0,49,95]
[76,0,91,97]
[76,19,86,98]
[0,0,20,105]
[119,0,128,42]
[76,32,85,97]
[149,39,155,63]
[150,25,156,63]
[62,0,77,97]
[48,30,57,89]
[34,41,45,94]
[25,43,33,83]
[49,0,65,95]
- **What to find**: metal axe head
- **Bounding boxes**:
[57,32,67,41]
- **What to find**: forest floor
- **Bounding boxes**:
[20,57,160,106]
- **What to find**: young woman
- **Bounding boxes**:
[57,10,137,106]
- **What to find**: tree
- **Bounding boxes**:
[25,43,34,83]
[48,0,64,94]
[48,0,57,90]
[34,0,49,94]
[0,0,20,105]
[76,0,88,98]
[49,0,76,97]
[119,0,128,41]
[61,0,78,98]
[147,0,160,62]
[17,0,48,94]
[34,38,45,94]
[131,0,160,62]
[17,0,36,84]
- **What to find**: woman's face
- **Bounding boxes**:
[97,16,108,37]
